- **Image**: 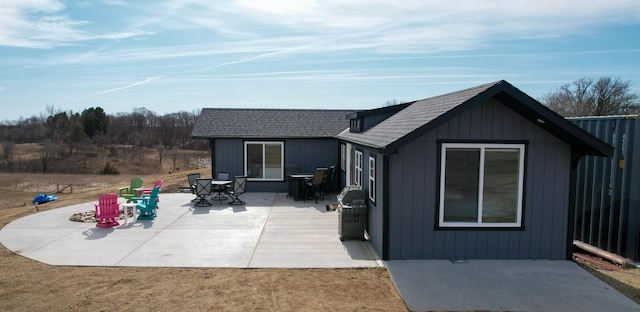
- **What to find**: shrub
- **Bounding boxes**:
[100,162,119,175]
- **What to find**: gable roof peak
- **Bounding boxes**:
[338,80,612,158]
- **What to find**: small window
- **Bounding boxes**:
[244,141,284,181]
[350,118,363,132]
[368,156,376,202]
[439,143,525,228]
[354,150,363,187]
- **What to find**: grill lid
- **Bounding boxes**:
[337,185,364,206]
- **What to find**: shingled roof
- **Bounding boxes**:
[192,108,354,139]
[338,80,613,157]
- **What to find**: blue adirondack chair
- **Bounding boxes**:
[131,186,159,220]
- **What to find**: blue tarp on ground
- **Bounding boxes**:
[32,194,57,205]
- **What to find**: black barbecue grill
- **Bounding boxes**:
[337,185,367,241]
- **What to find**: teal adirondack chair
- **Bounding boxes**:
[131,186,159,220]
[118,177,144,203]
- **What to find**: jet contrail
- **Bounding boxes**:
[82,75,162,98]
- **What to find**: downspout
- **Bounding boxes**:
[382,154,390,260]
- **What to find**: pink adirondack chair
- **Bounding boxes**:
[94,193,120,228]
[142,179,163,202]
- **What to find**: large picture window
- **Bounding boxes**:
[244,141,284,181]
[439,143,525,228]
[354,150,363,187]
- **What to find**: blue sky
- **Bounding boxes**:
[1,1,639,122]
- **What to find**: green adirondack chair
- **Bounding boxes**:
[131,186,159,220]
[117,177,144,203]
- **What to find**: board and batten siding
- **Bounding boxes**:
[213,138,341,192]
[385,98,572,260]
[349,148,384,257]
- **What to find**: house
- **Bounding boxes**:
[337,80,613,261]
[192,108,354,192]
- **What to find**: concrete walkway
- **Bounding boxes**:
[1,192,638,311]
[386,259,639,312]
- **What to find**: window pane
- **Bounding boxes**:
[354,151,363,186]
[482,149,520,223]
[369,157,375,202]
[246,144,263,178]
[444,149,480,222]
[264,143,282,179]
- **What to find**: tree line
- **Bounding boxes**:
[1,76,637,173]
[540,77,639,117]
[0,106,207,173]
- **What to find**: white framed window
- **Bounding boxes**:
[244,141,284,181]
[439,143,525,228]
[368,155,376,202]
[346,143,352,183]
[354,150,363,187]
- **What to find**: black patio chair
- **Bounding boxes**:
[194,178,212,206]
[227,176,247,205]
[306,168,326,203]
[322,165,336,197]
[187,173,201,194]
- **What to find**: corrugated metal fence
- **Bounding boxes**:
[570,115,640,261]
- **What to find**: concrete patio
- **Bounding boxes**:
[0,192,380,268]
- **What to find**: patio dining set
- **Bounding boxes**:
[287,165,336,203]
[186,173,247,207]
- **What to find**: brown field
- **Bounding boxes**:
[0,146,638,311]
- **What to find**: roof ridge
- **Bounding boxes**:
[412,80,504,104]
[201,108,354,112]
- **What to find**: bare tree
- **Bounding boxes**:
[384,99,403,107]
[1,141,14,171]
[171,149,179,171]
[540,77,640,117]
[39,141,56,173]
[156,144,165,167]
[157,114,178,148]
[592,77,639,115]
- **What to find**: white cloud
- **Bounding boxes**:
[0,1,149,48]
[128,0,640,57]
[157,1,640,34]
[3,0,639,70]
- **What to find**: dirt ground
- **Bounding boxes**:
[0,172,638,311]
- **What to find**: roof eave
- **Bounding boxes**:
[492,86,614,158]
[192,135,341,140]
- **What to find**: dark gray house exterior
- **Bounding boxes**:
[192,108,353,192]
[338,80,613,261]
